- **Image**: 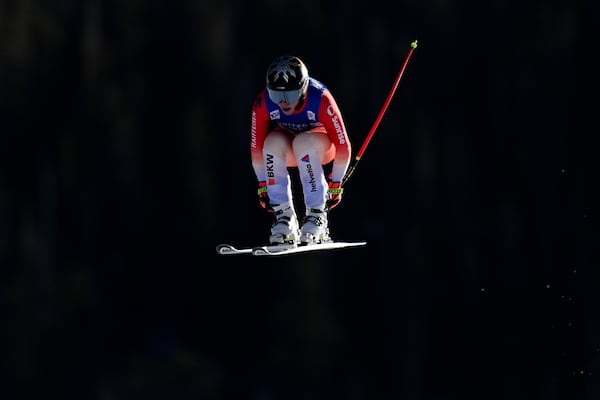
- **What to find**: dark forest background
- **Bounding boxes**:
[1,0,598,399]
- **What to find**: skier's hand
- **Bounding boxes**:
[257,181,273,212]
[326,179,343,210]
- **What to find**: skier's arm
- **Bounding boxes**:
[250,91,275,211]
[250,91,269,182]
[318,90,352,183]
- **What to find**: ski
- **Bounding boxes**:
[216,243,296,255]
[215,243,254,255]
[216,241,367,256]
[252,241,367,256]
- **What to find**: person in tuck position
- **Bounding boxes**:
[250,55,352,245]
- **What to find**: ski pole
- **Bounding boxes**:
[341,40,418,186]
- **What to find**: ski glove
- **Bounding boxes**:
[257,181,273,212]
[326,180,343,210]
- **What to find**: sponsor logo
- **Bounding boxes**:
[307,110,316,121]
[270,63,298,83]
[331,114,345,144]
[269,110,280,120]
[280,122,313,132]
[251,111,257,148]
[266,153,274,182]
[326,105,334,116]
[301,154,317,192]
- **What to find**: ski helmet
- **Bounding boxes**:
[265,56,309,104]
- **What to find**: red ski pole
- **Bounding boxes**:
[342,40,418,186]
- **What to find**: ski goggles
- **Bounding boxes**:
[267,88,302,104]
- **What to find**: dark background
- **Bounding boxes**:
[1,0,598,399]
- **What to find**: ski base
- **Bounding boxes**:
[252,241,366,256]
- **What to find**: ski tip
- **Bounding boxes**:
[216,244,253,255]
[216,244,235,254]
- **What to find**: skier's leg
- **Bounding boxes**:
[263,130,300,244]
[263,130,295,205]
[293,131,334,243]
[292,131,333,208]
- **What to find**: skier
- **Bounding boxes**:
[250,55,352,245]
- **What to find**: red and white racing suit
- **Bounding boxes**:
[250,77,352,209]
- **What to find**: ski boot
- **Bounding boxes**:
[269,202,300,245]
[299,206,331,244]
